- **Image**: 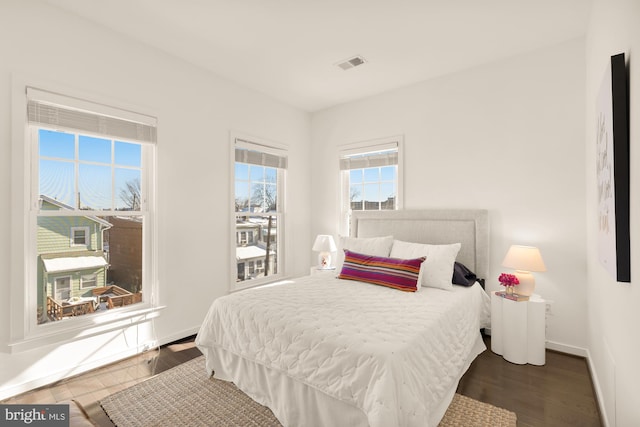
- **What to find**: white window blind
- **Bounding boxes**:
[235,138,288,169]
[339,142,398,170]
[27,87,157,144]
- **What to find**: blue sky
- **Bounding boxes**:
[39,129,142,210]
[349,166,396,203]
[235,163,277,212]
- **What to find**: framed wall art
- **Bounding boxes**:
[596,53,630,282]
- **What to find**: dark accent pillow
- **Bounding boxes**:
[339,250,425,292]
[452,262,478,287]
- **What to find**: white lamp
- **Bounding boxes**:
[312,235,337,269]
[501,245,546,296]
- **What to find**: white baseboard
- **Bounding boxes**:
[585,348,609,427]
[545,340,588,357]
[484,329,588,358]
[157,326,200,347]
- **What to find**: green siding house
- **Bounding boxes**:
[37,196,111,323]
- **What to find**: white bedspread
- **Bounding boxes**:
[196,275,490,427]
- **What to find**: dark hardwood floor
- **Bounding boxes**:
[3,334,601,426]
[457,335,602,426]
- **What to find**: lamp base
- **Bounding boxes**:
[514,270,535,296]
[318,252,332,269]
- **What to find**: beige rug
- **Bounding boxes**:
[101,356,516,427]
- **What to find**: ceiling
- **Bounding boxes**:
[44,0,592,112]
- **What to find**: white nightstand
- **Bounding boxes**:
[310,266,336,276]
[491,291,546,365]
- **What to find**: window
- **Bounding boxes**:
[232,135,287,289]
[26,87,156,328]
[80,274,97,289]
[339,137,403,234]
[71,227,90,247]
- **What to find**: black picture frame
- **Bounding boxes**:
[596,53,630,282]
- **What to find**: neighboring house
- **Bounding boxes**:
[351,196,396,211]
[37,195,111,323]
[105,216,143,294]
[236,218,276,281]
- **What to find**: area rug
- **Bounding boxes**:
[100,355,516,427]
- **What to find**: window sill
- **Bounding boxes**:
[231,275,292,293]
[4,305,166,354]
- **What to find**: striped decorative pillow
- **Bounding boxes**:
[338,250,426,292]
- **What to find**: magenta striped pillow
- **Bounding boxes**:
[338,250,426,292]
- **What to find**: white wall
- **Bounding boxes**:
[7,3,631,421]
[0,0,311,398]
[311,39,587,353]
[586,1,640,426]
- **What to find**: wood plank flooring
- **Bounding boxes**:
[457,335,602,426]
[3,335,601,426]
[1,337,202,426]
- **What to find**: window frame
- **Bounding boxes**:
[8,78,160,353]
[230,132,287,291]
[70,226,90,247]
[338,136,404,235]
[80,274,97,290]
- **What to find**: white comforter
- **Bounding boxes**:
[196,275,490,427]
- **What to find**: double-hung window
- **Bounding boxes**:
[232,135,287,289]
[80,274,97,289]
[71,226,90,247]
[26,87,156,330]
[339,136,403,234]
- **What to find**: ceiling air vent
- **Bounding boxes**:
[336,55,367,70]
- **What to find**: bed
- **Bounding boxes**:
[196,209,491,427]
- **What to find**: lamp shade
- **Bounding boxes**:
[501,245,546,272]
[312,235,337,252]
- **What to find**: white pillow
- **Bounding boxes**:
[390,240,461,291]
[335,235,394,272]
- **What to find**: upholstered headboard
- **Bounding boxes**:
[350,209,489,281]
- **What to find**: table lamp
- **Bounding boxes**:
[501,245,546,296]
[312,235,337,269]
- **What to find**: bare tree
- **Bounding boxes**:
[251,181,277,276]
[350,187,360,202]
[251,182,277,212]
[119,178,141,210]
[235,197,249,212]
[350,186,362,210]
